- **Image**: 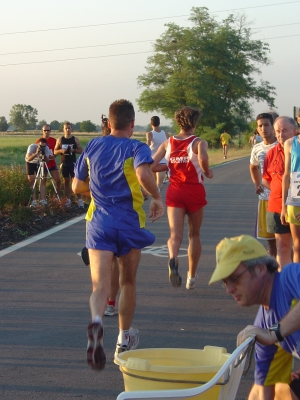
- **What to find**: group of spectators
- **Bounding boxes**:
[249,112,300,269]
[25,122,84,208]
[223,111,300,400]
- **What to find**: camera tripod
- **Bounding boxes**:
[28,157,60,206]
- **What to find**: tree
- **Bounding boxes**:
[134,125,146,132]
[0,116,8,131]
[9,104,38,132]
[137,7,276,132]
[36,119,47,130]
[200,123,226,148]
[58,122,64,132]
[80,120,96,132]
[73,122,81,131]
[50,120,60,130]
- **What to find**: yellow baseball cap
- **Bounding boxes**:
[209,235,268,285]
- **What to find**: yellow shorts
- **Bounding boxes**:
[286,205,300,226]
[257,199,275,240]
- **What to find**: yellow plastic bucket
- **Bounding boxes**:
[114,346,231,400]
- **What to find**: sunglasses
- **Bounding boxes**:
[222,266,250,288]
[43,129,51,132]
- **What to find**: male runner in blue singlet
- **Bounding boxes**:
[73,99,164,371]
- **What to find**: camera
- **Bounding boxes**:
[65,145,71,155]
[38,145,46,156]
[62,144,72,155]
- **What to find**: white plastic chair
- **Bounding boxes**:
[116,336,255,400]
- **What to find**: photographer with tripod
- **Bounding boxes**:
[25,137,50,207]
[36,124,61,204]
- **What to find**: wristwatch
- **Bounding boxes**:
[269,323,285,342]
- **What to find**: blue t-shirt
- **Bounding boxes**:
[253,264,300,385]
[75,135,153,229]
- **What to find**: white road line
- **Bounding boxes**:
[142,245,188,257]
[212,157,248,168]
[0,215,85,258]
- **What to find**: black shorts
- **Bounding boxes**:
[60,163,75,178]
[26,162,39,176]
[266,211,291,234]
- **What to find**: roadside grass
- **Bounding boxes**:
[0,165,32,212]
[208,145,251,167]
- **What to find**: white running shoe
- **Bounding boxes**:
[40,199,48,206]
[77,199,84,208]
[30,200,38,207]
[104,304,118,317]
[114,327,139,358]
[186,273,198,290]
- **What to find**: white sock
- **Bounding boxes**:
[93,315,102,324]
[118,329,130,346]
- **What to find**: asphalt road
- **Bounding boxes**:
[0,157,262,399]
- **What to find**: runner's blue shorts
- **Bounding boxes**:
[86,223,155,257]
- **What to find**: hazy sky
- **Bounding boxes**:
[1,0,300,127]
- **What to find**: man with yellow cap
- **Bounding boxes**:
[209,235,300,400]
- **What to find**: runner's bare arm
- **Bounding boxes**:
[72,177,90,196]
[136,163,164,222]
[146,131,152,146]
[197,140,213,179]
[153,164,168,172]
[151,141,168,172]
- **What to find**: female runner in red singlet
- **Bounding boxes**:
[151,106,213,289]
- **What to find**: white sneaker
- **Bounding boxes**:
[114,327,139,358]
[30,200,38,207]
[104,304,118,316]
[40,199,48,206]
[77,199,84,208]
[186,273,198,289]
[128,327,139,350]
[65,199,71,207]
